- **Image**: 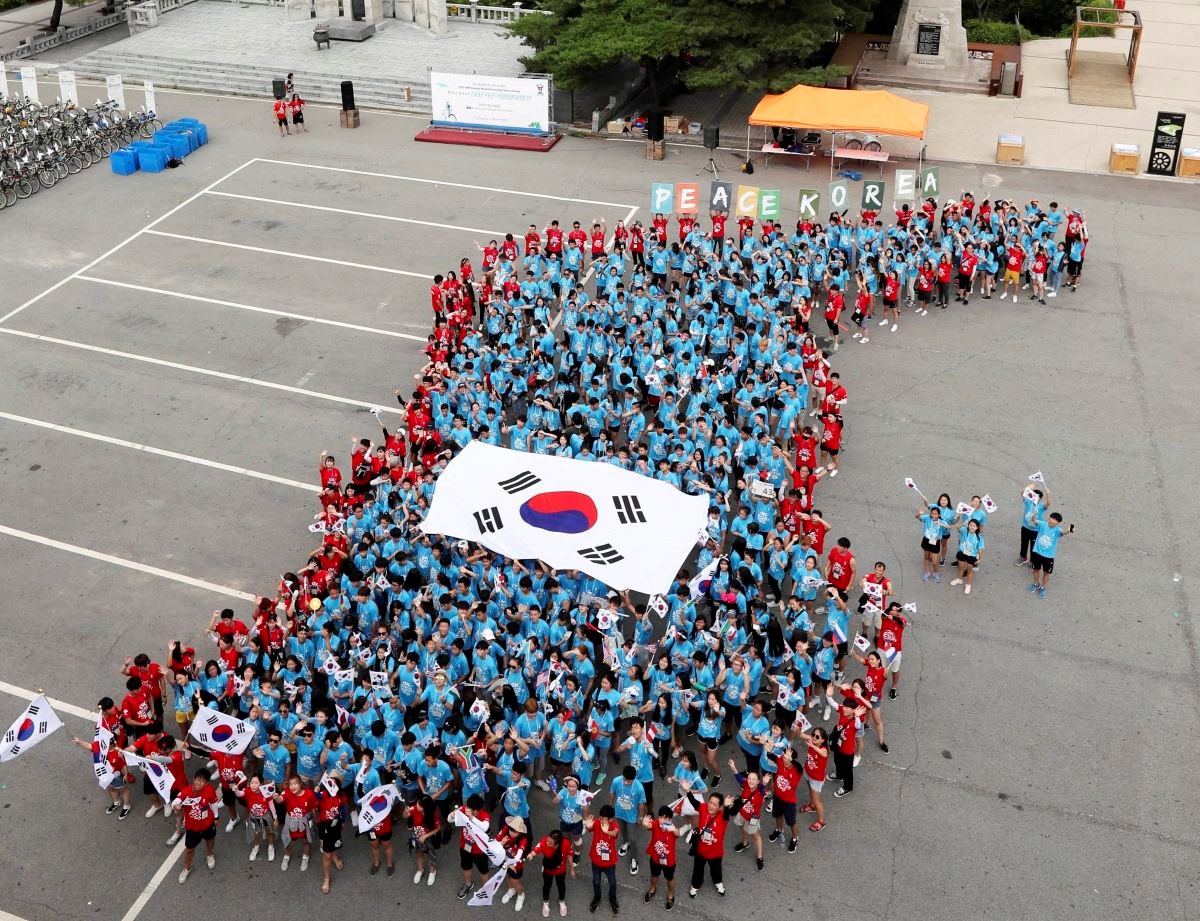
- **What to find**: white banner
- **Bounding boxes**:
[1,695,63,762]
[106,74,126,111]
[419,442,707,595]
[430,72,549,135]
[143,80,156,114]
[58,70,78,105]
[19,65,39,105]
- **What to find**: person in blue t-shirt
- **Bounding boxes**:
[608,765,646,875]
[914,505,947,583]
[950,519,986,595]
[1029,511,1074,599]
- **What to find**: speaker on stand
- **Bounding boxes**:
[698,124,720,178]
[272,78,287,100]
[340,80,360,128]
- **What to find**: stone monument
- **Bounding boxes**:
[886,0,968,69]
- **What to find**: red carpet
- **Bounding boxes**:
[414,126,562,152]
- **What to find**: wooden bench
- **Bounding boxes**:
[760,143,815,168]
[833,146,889,176]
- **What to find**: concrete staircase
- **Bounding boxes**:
[68,48,434,112]
[855,67,990,96]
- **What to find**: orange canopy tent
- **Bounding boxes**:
[747,84,930,175]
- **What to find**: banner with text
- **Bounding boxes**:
[430,72,550,136]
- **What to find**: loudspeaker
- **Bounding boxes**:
[646,110,665,142]
[703,125,720,150]
[340,80,355,112]
[272,78,287,100]
[742,159,754,175]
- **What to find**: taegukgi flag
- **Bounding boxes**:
[1,695,64,762]
[419,442,708,595]
[188,705,255,754]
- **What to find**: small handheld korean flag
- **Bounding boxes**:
[419,442,707,595]
[1,695,64,763]
[1022,485,1039,503]
[688,556,721,600]
[792,711,812,734]
[648,594,669,619]
[981,494,997,514]
[468,869,507,906]
[901,602,918,614]
[370,670,391,690]
[668,794,697,817]
[576,788,597,808]
[853,634,871,653]
[1029,471,1045,484]
[904,477,927,502]
[356,783,399,833]
[319,771,342,797]
[124,751,175,804]
[188,705,255,754]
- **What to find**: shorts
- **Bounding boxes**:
[883,296,897,308]
[835,641,848,661]
[917,288,931,303]
[825,318,840,336]
[1067,259,1082,275]
[184,825,216,850]
[461,849,489,873]
[109,771,128,790]
[318,820,343,853]
[823,446,839,457]
[292,111,304,124]
[560,820,583,838]
[1031,272,1044,283]
[1004,268,1020,285]
[884,650,902,674]
[369,827,392,842]
[771,799,797,827]
[277,117,288,127]
[649,861,675,880]
[733,813,760,835]
[701,736,719,752]
[175,710,193,725]
[920,537,940,554]
[1030,551,1054,574]
[807,777,824,793]
[507,865,524,880]
[860,604,882,631]
[955,552,978,568]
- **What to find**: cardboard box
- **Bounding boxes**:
[1178,147,1200,178]
[645,139,665,161]
[996,133,1024,165]
[1109,143,1139,174]
[665,115,689,134]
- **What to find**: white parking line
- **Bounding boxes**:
[0,158,258,328]
[255,157,639,208]
[0,410,319,492]
[205,190,509,237]
[144,230,434,279]
[76,276,426,343]
[0,679,96,722]
[0,524,256,601]
[120,843,186,921]
[0,327,404,415]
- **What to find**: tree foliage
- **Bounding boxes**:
[508,0,878,103]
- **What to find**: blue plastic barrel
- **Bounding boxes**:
[139,147,167,172]
[111,148,138,175]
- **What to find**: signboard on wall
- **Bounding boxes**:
[1147,111,1185,176]
[430,73,550,135]
[916,23,942,56]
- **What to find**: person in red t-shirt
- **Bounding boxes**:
[641,805,686,909]
[796,727,829,832]
[957,244,979,304]
[825,684,869,799]
[1001,242,1025,300]
[233,773,279,863]
[710,211,726,242]
[316,784,345,894]
[120,677,156,741]
[288,93,307,132]
[767,745,801,851]
[496,814,530,909]
[273,97,290,136]
[878,605,908,699]
[275,775,316,871]
[405,795,440,886]
[174,768,219,884]
[530,828,575,916]
[857,561,893,639]
[823,284,845,351]
[818,412,843,476]
[849,647,890,754]
[453,795,491,895]
[726,759,765,871]
[629,222,645,269]
[71,732,132,818]
[584,806,620,912]
[686,791,738,898]
[791,425,820,471]
[524,224,542,256]
[545,220,564,256]
[588,220,607,265]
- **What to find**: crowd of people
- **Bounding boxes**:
[78,190,1084,911]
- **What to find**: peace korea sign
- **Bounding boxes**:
[419,442,707,595]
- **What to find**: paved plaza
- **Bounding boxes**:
[0,82,1198,921]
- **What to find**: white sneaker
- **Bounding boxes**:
[225,817,240,833]
[268,844,276,861]
[852,755,861,768]
[1022,283,1029,290]
[964,584,972,594]
[503,888,517,905]
[250,846,260,862]
[878,318,888,326]
[618,843,629,857]
[715,883,726,895]
[890,323,897,332]
[822,706,832,721]
[515,893,526,912]
[351,809,359,827]
[166,830,181,846]
[414,870,424,885]
[828,468,838,477]
[280,855,290,871]
[535,780,550,792]
[206,855,215,870]
[300,855,309,872]
[1047,290,1057,297]
[560,902,568,917]
[1000,292,1007,300]
[428,870,437,886]
[177,868,190,885]
[851,332,861,339]
[859,336,869,344]
[543,904,551,918]
[146,804,160,818]
[950,578,962,586]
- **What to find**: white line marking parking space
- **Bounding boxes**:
[119,843,187,921]
[0,410,319,492]
[144,230,434,279]
[0,327,404,415]
[0,524,256,601]
[0,680,97,722]
[75,276,426,343]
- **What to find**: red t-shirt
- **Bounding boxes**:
[711,214,726,239]
[282,787,316,823]
[773,761,801,804]
[120,690,153,727]
[646,820,677,867]
[128,663,165,699]
[239,786,275,819]
[546,227,564,253]
[835,708,860,755]
[590,229,606,255]
[821,418,842,452]
[862,572,891,608]
[460,808,491,853]
[826,546,854,591]
[1006,246,1025,271]
[693,804,729,860]
[524,231,541,255]
[959,252,979,276]
[879,614,906,652]
[803,744,828,782]
[918,267,934,292]
[629,228,644,253]
[1032,253,1048,274]
[567,228,587,249]
[318,789,343,823]
[531,835,573,875]
[678,216,695,241]
[737,783,764,820]
[430,283,445,313]
[936,260,952,283]
[884,277,900,301]
[824,291,844,323]
[178,784,219,831]
[801,516,829,555]
[211,751,245,788]
[794,436,819,470]
[588,822,619,867]
[863,666,887,702]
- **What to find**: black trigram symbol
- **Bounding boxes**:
[579,544,624,565]
[474,507,504,534]
[498,471,541,494]
[225,739,240,752]
[28,705,39,716]
[205,713,220,726]
[612,495,646,524]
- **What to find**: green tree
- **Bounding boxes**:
[508,0,878,107]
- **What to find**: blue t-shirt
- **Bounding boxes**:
[1034,517,1064,558]
[609,777,646,822]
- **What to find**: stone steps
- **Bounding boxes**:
[855,68,990,96]
[68,48,434,111]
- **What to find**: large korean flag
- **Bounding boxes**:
[420,442,707,595]
[188,705,255,754]
[0,695,63,763]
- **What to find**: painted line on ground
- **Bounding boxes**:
[0,158,258,328]
[76,275,426,343]
[143,230,433,279]
[0,524,256,601]
[0,680,96,722]
[204,190,509,237]
[254,157,639,208]
[0,410,319,492]
[0,327,404,415]
[119,842,186,921]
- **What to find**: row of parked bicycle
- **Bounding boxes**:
[0,95,162,207]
